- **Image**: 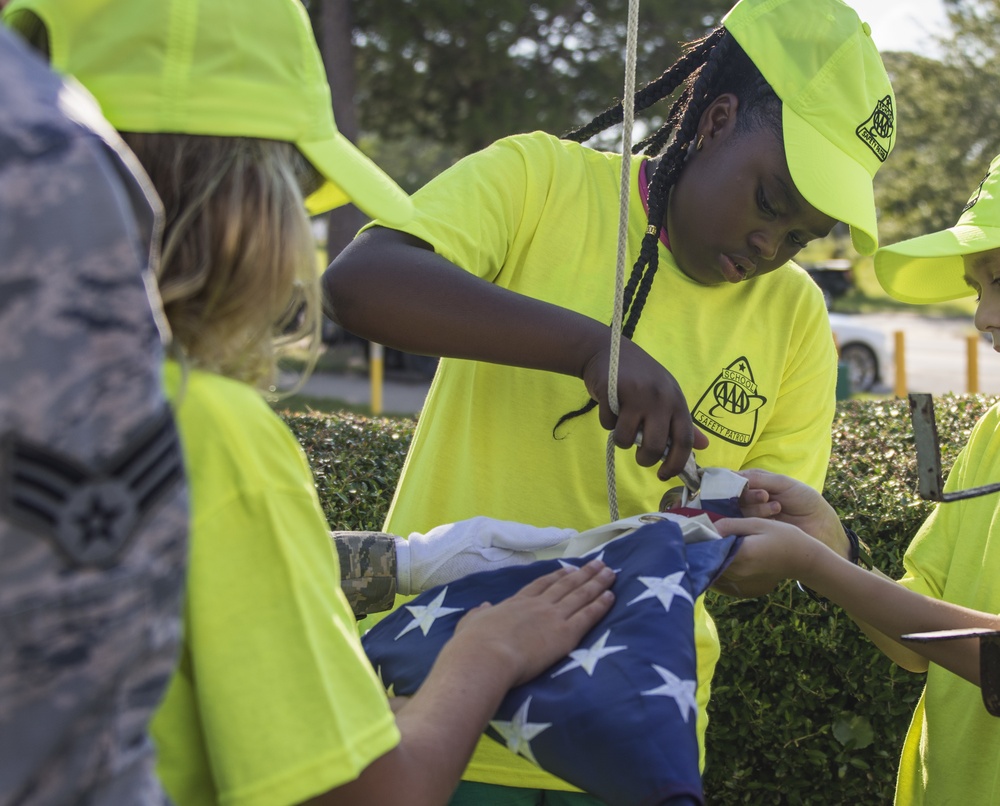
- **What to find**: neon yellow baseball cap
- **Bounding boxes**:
[874,154,1000,303]
[723,0,895,256]
[2,0,413,224]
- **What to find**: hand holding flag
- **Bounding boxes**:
[364,519,741,806]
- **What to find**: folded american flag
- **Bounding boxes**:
[362,517,741,805]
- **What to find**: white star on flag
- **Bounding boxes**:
[490,696,552,766]
[395,586,463,640]
[550,629,628,678]
[626,571,693,613]
[559,551,621,574]
[641,664,698,723]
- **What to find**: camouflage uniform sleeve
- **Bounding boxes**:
[330,531,398,618]
[0,29,186,806]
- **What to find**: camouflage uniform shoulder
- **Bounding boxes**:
[331,531,398,618]
[0,27,186,806]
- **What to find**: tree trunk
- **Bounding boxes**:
[316,0,367,264]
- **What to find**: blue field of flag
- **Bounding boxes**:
[363,519,741,805]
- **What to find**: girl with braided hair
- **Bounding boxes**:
[551,26,791,434]
[326,0,896,802]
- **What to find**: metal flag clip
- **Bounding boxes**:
[677,453,704,505]
[634,428,703,504]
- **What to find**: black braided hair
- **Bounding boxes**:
[554,28,782,434]
[563,29,726,146]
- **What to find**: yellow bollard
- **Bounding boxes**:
[370,341,384,415]
[968,333,980,394]
[894,330,907,399]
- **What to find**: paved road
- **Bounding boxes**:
[860,311,1000,396]
[296,369,431,416]
[295,312,1000,416]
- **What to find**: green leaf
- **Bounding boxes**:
[833,713,875,751]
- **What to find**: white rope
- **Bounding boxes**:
[605,0,642,521]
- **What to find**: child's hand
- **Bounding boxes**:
[452,559,616,687]
[711,516,820,598]
[580,339,709,482]
[736,469,848,557]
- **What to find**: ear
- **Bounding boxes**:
[696,93,740,147]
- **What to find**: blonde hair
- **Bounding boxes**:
[121,133,322,391]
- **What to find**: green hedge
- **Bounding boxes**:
[280,394,999,804]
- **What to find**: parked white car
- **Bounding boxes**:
[828,312,893,393]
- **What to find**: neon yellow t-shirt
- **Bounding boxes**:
[895,403,1000,805]
[369,131,836,791]
[151,363,400,806]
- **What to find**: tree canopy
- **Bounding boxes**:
[350,0,729,182]
[873,0,1000,244]
[317,0,1000,251]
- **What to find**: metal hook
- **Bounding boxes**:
[909,393,1000,502]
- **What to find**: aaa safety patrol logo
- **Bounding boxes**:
[691,357,767,446]
[855,94,894,163]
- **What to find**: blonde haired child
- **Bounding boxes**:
[3,1,615,803]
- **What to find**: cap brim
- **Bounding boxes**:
[874,225,1000,303]
[782,105,879,256]
[300,130,413,225]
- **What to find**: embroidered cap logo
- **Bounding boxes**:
[855,95,894,163]
[962,168,992,214]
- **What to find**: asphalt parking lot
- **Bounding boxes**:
[293,312,1000,417]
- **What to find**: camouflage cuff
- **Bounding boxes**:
[330,531,398,619]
